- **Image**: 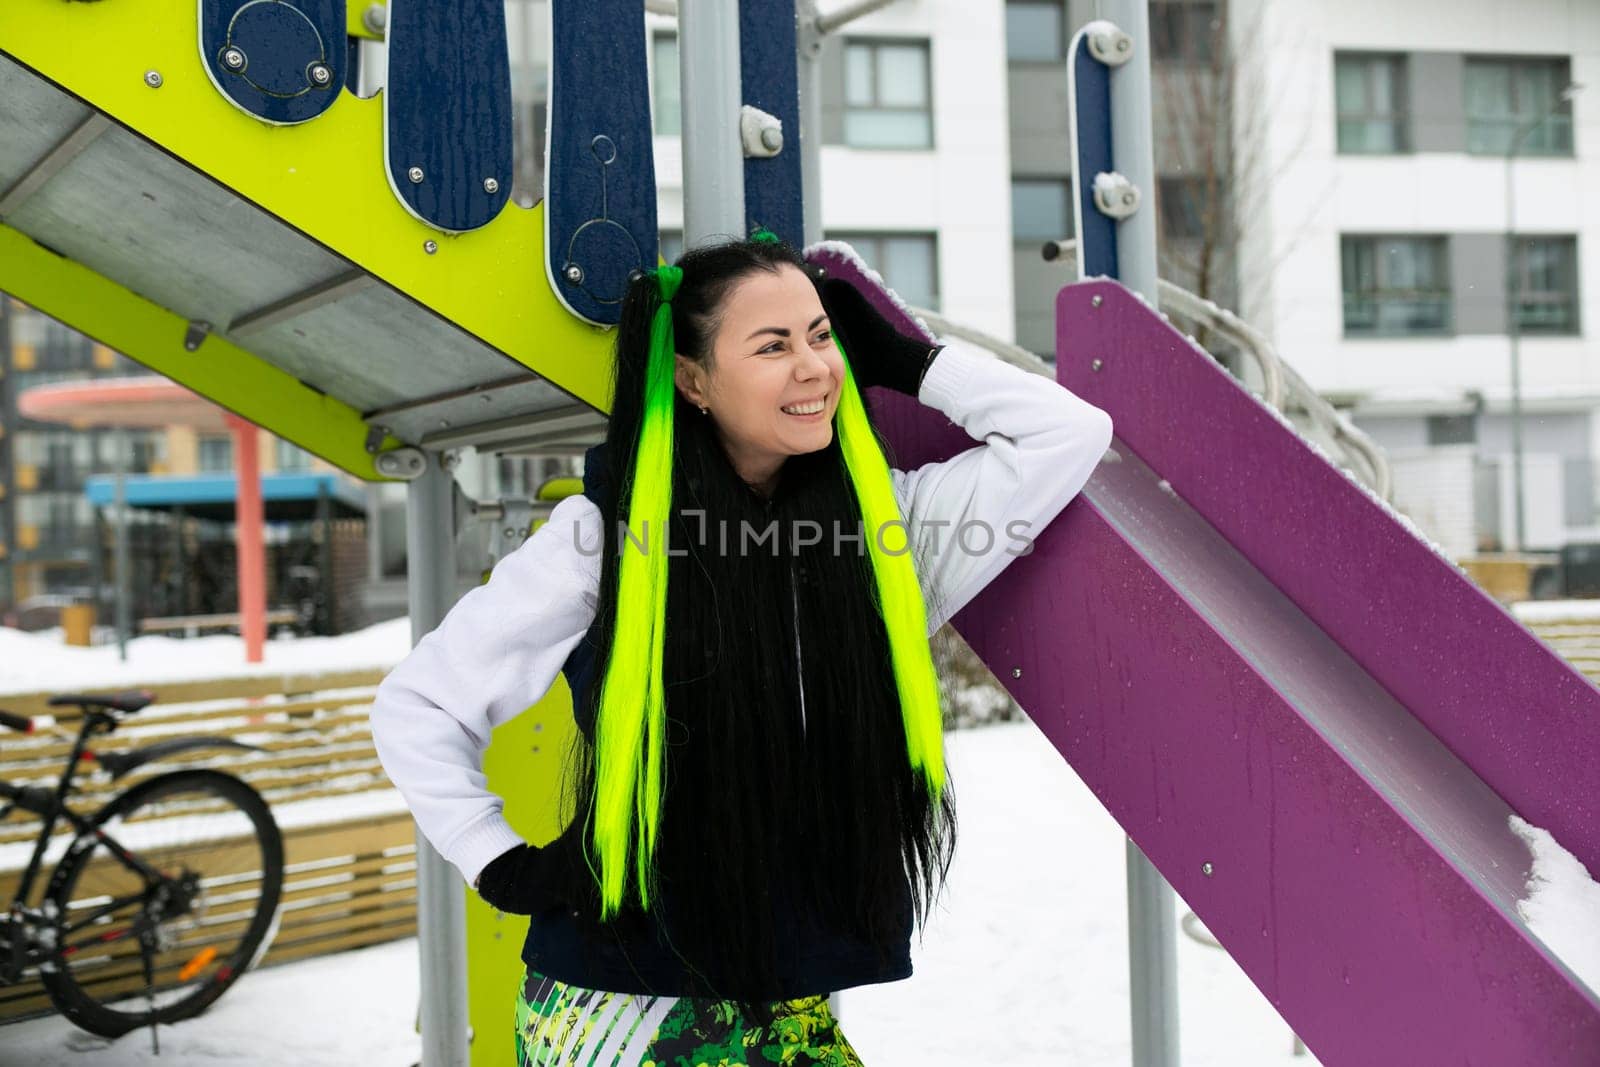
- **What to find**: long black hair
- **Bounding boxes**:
[542,236,958,1023]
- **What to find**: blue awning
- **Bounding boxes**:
[84,471,367,522]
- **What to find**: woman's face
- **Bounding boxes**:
[675,263,844,490]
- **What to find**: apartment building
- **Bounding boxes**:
[1229,0,1599,555]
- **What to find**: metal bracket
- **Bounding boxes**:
[1092,171,1142,219]
[183,320,212,352]
[373,446,426,480]
[1086,22,1135,66]
[364,425,390,454]
[487,499,537,560]
[740,105,784,158]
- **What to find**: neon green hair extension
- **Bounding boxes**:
[830,333,948,804]
[586,252,946,920]
[589,264,682,920]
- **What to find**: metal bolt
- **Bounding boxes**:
[483,177,500,194]
[144,70,163,88]
[221,47,246,72]
[1011,667,1022,679]
[308,62,333,87]
[423,239,438,254]
[1091,294,1103,307]
[563,263,584,284]
[1122,191,1136,206]
[760,127,784,152]
[1202,862,1215,877]
[502,527,516,539]
[1117,37,1131,53]
[408,166,425,184]
[1091,358,1104,372]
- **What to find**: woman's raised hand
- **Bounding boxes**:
[818,278,943,398]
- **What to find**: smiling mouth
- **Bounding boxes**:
[780,393,829,416]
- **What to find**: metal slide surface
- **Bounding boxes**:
[809,248,1600,1065]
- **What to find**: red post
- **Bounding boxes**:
[226,414,266,663]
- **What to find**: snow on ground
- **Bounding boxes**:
[4,620,1595,1064]
[1,694,1318,1064]
[0,619,412,696]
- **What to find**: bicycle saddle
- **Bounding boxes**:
[46,690,154,714]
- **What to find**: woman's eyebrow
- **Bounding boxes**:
[744,315,828,342]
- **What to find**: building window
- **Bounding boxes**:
[1426,414,1476,446]
[653,33,681,136]
[275,437,312,471]
[659,229,684,265]
[1334,53,1408,154]
[1011,178,1073,243]
[1157,177,1217,240]
[1005,1,1065,64]
[1341,236,1452,337]
[1150,1,1217,65]
[1464,57,1574,156]
[844,39,933,149]
[197,433,234,472]
[826,232,939,310]
[1510,236,1579,335]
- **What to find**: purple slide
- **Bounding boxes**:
[809,247,1600,1066]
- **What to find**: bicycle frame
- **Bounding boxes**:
[1,712,168,974]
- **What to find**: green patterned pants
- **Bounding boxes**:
[514,967,867,1066]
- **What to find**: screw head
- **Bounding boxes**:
[563,263,584,284]
[1202,862,1215,877]
[144,70,164,88]
[1011,666,1022,679]
[483,177,500,194]
[1091,294,1104,307]
[760,127,784,152]
[408,166,425,184]
[1091,358,1104,372]
[423,239,438,255]
[1122,191,1136,206]
[221,47,246,72]
[1117,37,1131,52]
[308,61,333,86]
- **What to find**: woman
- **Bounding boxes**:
[371,233,1114,1065]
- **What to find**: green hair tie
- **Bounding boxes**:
[750,227,781,245]
[654,264,683,303]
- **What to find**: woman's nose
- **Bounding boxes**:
[796,346,830,381]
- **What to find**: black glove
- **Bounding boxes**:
[474,843,559,916]
[818,278,943,397]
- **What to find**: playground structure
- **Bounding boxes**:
[0,2,1597,1066]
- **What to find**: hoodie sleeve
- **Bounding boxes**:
[891,340,1115,635]
[370,492,604,887]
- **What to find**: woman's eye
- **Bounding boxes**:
[812,329,832,345]
[759,341,784,354]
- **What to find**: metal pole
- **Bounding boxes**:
[409,450,471,1067]
[796,0,825,247]
[1505,148,1525,552]
[679,0,745,246]
[113,428,130,662]
[814,0,898,34]
[1094,3,1178,1065]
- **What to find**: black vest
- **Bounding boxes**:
[518,441,913,998]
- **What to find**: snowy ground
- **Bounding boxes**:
[1,706,1315,1065]
[2,622,1595,1064]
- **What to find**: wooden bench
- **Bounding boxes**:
[0,668,415,1024]
[136,609,301,638]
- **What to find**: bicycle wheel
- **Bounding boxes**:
[40,769,284,1037]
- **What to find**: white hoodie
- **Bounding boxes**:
[370,341,1115,887]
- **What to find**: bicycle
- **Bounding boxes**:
[0,689,285,1049]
